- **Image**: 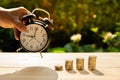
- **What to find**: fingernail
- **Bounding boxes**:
[15,36,19,40]
[16,38,19,40]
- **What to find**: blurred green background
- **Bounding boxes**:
[0,0,120,52]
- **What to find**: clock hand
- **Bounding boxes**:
[34,37,41,43]
[26,35,34,38]
[25,38,33,47]
[33,28,38,37]
[16,47,23,52]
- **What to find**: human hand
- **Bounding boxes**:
[0,7,31,40]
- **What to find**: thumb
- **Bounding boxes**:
[13,27,20,40]
[14,19,27,32]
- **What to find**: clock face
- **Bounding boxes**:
[20,23,49,52]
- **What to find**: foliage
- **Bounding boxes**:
[0,0,120,52]
[47,47,65,53]
[64,42,80,52]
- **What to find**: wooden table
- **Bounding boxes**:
[0,53,120,80]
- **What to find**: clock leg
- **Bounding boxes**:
[16,47,23,52]
[40,52,43,58]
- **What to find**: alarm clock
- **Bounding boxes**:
[17,9,53,52]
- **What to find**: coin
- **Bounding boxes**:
[55,65,63,71]
[88,55,97,70]
[65,60,73,70]
[76,58,84,70]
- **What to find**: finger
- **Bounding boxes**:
[11,7,32,21]
[13,27,20,40]
[18,7,32,20]
[19,7,31,14]
[14,19,27,32]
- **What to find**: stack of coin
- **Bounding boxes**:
[88,56,97,70]
[76,58,84,70]
[55,65,63,71]
[65,60,73,70]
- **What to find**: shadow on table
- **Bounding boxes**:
[66,70,77,74]
[90,69,104,76]
[0,66,58,80]
[78,69,89,75]
[66,69,104,76]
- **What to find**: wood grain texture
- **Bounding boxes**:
[0,53,120,80]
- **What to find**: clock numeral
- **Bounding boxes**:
[36,45,39,49]
[30,26,33,30]
[35,27,38,30]
[43,38,46,42]
[26,30,29,33]
[22,39,26,42]
[40,43,42,46]
[22,33,25,37]
[40,30,43,33]
[42,34,46,37]
[30,45,33,49]
[25,42,29,47]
